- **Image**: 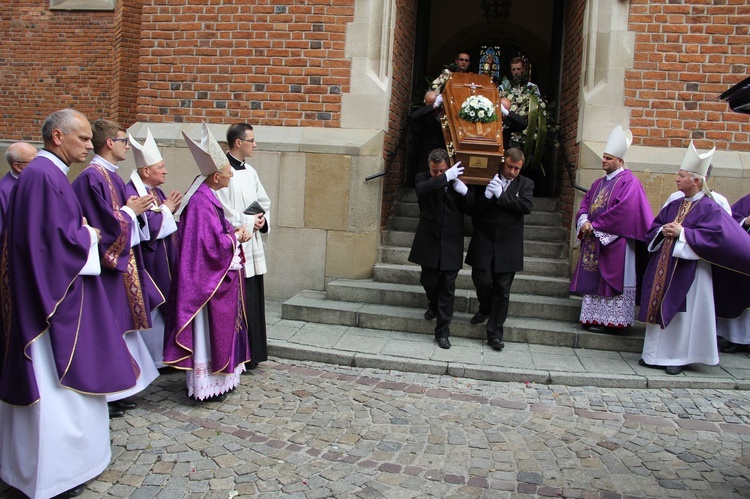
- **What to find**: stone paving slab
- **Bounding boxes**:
[3,359,749,498]
[266,302,750,391]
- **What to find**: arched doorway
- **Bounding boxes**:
[407,0,565,197]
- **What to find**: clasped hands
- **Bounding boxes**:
[661,222,682,239]
[235,225,252,244]
[445,161,467,195]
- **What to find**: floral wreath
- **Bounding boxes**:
[458,95,498,124]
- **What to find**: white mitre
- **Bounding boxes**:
[129,128,163,168]
[182,122,229,176]
[680,140,716,198]
[603,125,633,160]
[680,140,715,178]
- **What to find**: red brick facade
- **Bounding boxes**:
[380,0,417,230]
[136,0,353,127]
[626,0,750,151]
[0,1,114,140]
[557,0,586,229]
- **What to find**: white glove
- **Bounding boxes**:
[444,161,464,182]
[452,178,468,196]
[485,174,501,199]
[434,94,444,109]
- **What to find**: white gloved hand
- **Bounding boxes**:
[444,161,464,182]
[434,94,444,109]
[452,178,468,196]
[485,174,501,199]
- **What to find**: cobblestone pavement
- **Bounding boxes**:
[3,359,750,498]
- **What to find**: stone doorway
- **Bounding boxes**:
[407,0,566,198]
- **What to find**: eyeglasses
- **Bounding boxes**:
[239,138,255,144]
[457,58,470,62]
[14,161,30,165]
[110,138,128,143]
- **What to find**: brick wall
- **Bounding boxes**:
[380,0,417,231]
[0,1,114,140]
[557,0,586,229]
[627,0,750,151]
[136,0,354,127]
[110,0,143,127]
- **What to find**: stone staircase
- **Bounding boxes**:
[282,189,645,352]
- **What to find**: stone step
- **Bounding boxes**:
[326,279,581,321]
[383,230,568,259]
[387,216,567,242]
[378,246,570,277]
[393,202,562,227]
[371,263,571,297]
[399,190,560,212]
[282,290,644,353]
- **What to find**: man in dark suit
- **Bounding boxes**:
[466,148,534,350]
[410,91,446,175]
[408,149,472,349]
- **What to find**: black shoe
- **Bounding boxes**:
[665,365,683,375]
[487,338,504,351]
[108,404,125,418]
[111,399,137,410]
[719,342,745,353]
[638,358,665,369]
[207,392,228,402]
[54,484,85,498]
[470,311,489,324]
[436,337,451,349]
[424,309,437,320]
[583,324,606,333]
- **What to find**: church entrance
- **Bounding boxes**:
[407,0,565,198]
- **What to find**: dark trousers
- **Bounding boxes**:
[420,266,459,338]
[472,266,515,339]
[471,267,493,315]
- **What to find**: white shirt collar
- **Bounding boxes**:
[685,191,705,202]
[605,167,624,181]
[38,150,70,175]
[92,154,118,172]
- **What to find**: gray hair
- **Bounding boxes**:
[42,109,85,144]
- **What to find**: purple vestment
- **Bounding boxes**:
[570,170,653,297]
[0,172,17,233]
[72,162,164,334]
[639,195,750,328]
[712,193,750,319]
[163,183,250,373]
[0,156,137,406]
[125,182,177,300]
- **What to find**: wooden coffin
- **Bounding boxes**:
[441,72,504,185]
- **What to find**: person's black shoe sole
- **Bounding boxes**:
[111,400,137,410]
[436,337,451,349]
[108,406,126,418]
[665,365,683,375]
[583,324,606,333]
[53,484,85,498]
[470,312,489,324]
[424,309,437,320]
[488,339,504,351]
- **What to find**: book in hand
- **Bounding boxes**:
[243,201,266,216]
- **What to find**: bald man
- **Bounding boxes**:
[0,141,37,231]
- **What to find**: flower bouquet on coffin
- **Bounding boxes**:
[458,94,498,137]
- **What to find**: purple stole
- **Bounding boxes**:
[163,183,250,373]
[570,170,653,297]
[72,163,163,334]
[639,195,750,328]
[0,172,17,233]
[124,182,177,301]
[0,157,137,405]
